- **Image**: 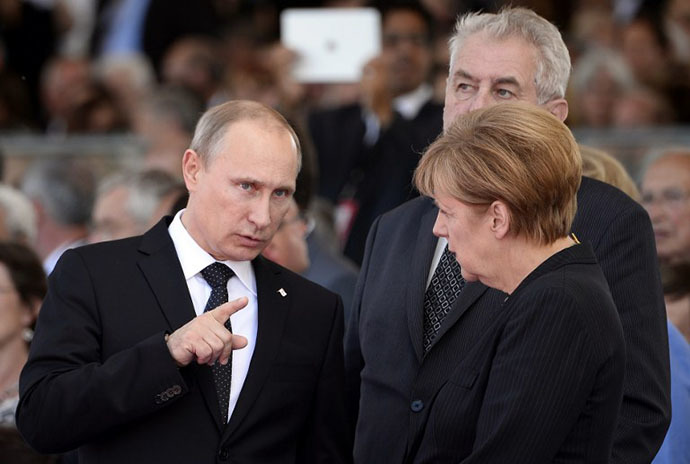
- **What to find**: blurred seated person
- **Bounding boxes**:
[0,185,37,246]
[39,57,92,133]
[641,148,690,340]
[161,36,226,108]
[580,145,640,200]
[568,48,635,127]
[262,198,310,274]
[309,2,442,265]
[21,159,95,275]
[0,242,46,426]
[612,86,675,128]
[303,199,359,319]
[410,102,625,462]
[134,87,204,178]
[621,12,690,123]
[640,148,690,464]
[652,310,690,464]
[90,169,185,243]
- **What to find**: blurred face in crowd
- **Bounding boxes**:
[382,9,433,96]
[90,186,139,243]
[262,199,310,273]
[182,118,298,262]
[0,210,8,241]
[641,154,690,263]
[444,33,567,130]
[621,20,668,86]
[0,263,33,350]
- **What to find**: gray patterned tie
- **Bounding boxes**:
[201,262,234,423]
[423,245,465,352]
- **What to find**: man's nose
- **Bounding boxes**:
[248,196,272,229]
[469,88,493,112]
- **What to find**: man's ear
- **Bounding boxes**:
[489,201,511,239]
[545,98,568,122]
[182,149,203,193]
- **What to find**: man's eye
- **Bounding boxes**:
[274,189,289,198]
[457,83,472,92]
[240,182,253,191]
[496,88,514,98]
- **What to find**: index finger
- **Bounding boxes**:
[209,296,249,324]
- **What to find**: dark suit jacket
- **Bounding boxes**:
[345,177,670,464]
[409,243,625,463]
[17,218,349,464]
[309,100,443,265]
[303,230,359,322]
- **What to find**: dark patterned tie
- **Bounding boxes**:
[200,262,235,423]
[423,245,465,352]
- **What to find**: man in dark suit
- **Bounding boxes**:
[345,7,670,464]
[309,3,442,265]
[17,101,349,463]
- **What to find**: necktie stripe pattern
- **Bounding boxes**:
[423,246,465,352]
[200,262,235,423]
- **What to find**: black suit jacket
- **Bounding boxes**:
[409,243,626,463]
[309,100,443,265]
[17,218,350,464]
[345,177,670,464]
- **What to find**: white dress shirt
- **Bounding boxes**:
[362,83,434,146]
[427,237,448,290]
[168,209,258,421]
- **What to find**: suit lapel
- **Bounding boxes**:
[407,202,440,362]
[136,218,225,431]
[223,256,290,439]
[403,203,492,356]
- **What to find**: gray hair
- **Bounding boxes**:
[21,159,95,226]
[144,86,204,134]
[640,146,690,182]
[189,100,302,171]
[449,7,571,104]
[0,184,37,243]
[98,169,184,229]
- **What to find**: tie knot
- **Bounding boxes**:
[201,262,234,289]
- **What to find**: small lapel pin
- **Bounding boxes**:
[278,288,287,297]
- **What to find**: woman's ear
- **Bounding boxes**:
[489,201,511,239]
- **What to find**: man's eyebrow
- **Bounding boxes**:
[494,76,520,87]
[452,69,476,82]
[452,69,521,88]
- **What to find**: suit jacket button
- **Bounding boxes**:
[160,392,169,401]
[218,447,229,461]
[172,385,182,395]
[410,400,424,412]
[165,387,175,396]
[154,394,163,405]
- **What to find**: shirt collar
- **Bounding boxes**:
[168,209,257,296]
[393,83,433,120]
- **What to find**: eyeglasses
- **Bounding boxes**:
[641,189,690,209]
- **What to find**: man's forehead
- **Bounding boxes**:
[457,33,537,66]
[454,35,537,81]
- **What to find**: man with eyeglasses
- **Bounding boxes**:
[309,2,442,265]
